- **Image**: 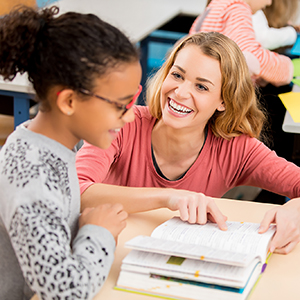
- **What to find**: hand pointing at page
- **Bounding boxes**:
[166,189,228,230]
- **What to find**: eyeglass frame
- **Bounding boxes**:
[79,84,142,116]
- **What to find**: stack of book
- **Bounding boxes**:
[115,217,275,300]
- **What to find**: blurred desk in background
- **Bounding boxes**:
[52,0,206,103]
[0,74,35,128]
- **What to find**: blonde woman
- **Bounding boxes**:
[76,32,300,254]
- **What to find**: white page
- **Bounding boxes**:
[126,235,254,266]
[151,217,275,262]
[122,250,260,287]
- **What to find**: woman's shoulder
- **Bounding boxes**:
[207,128,266,151]
[133,105,153,120]
[128,105,156,130]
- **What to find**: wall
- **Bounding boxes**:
[0,0,36,15]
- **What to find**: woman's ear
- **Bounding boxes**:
[56,89,75,116]
[217,101,225,112]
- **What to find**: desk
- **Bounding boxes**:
[52,0,206,103]
[1,0,205,124]
[282,84,300,134]
[30,198,300,300]
[0,74,35,128]
[94,198,300,300]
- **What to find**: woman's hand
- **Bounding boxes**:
[259,198,300,254]
[166,189,227,230]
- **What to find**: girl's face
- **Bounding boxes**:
[160,45,224,132]
[72,61,142,149]
[246,0,272,14]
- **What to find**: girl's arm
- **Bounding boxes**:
[8,199,116,300]
[81,183,228,230]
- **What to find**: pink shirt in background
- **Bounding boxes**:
[190,0,293,87]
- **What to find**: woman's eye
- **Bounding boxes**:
[171,72,183,80]
[196,83,208,91]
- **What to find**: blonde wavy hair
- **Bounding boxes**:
[146,32,266,140]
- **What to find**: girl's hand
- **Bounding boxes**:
[79,203,128,243]
[259,198,300,254]
[167,190,227,230]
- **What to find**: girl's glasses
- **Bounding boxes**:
[79,84,142,116]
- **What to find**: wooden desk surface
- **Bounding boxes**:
[30,199,300,300]
[92,199,300,300]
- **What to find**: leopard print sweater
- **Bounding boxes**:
[0,123,115,300]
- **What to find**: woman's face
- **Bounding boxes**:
[72,61,142,149]
[160,45,224,132]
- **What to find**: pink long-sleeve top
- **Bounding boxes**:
[76,106,300,199]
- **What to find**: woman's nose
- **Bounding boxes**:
[174,82,191,99]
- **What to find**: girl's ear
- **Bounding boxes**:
[56,89,76,116]
[217,101,225,112]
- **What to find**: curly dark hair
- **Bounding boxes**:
[0,5,140,108]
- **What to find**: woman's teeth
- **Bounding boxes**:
[169,99,192,115]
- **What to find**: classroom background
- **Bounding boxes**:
[0,0,300,203]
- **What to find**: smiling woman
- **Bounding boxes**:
[76,32,300,255]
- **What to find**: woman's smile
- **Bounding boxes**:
[168,98,193,117]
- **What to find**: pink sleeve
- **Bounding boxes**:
[198,2,293,86]
[223,4,293,86]
[221,136,300,199]
[75,139,121,194]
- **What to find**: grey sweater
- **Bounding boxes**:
[0,123,115,300]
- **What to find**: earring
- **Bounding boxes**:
[67,111,71,116]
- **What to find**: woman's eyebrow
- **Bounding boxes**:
[173,65,214,86]
[196,77,214,86]
[173,65,186,73]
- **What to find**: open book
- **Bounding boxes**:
[115,217,276,300]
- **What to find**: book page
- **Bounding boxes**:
[151,217,275,262]
[126,235,254,266]
[121,249,260,288]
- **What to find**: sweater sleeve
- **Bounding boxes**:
[9,199,115,299]
[252,10,297,50]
